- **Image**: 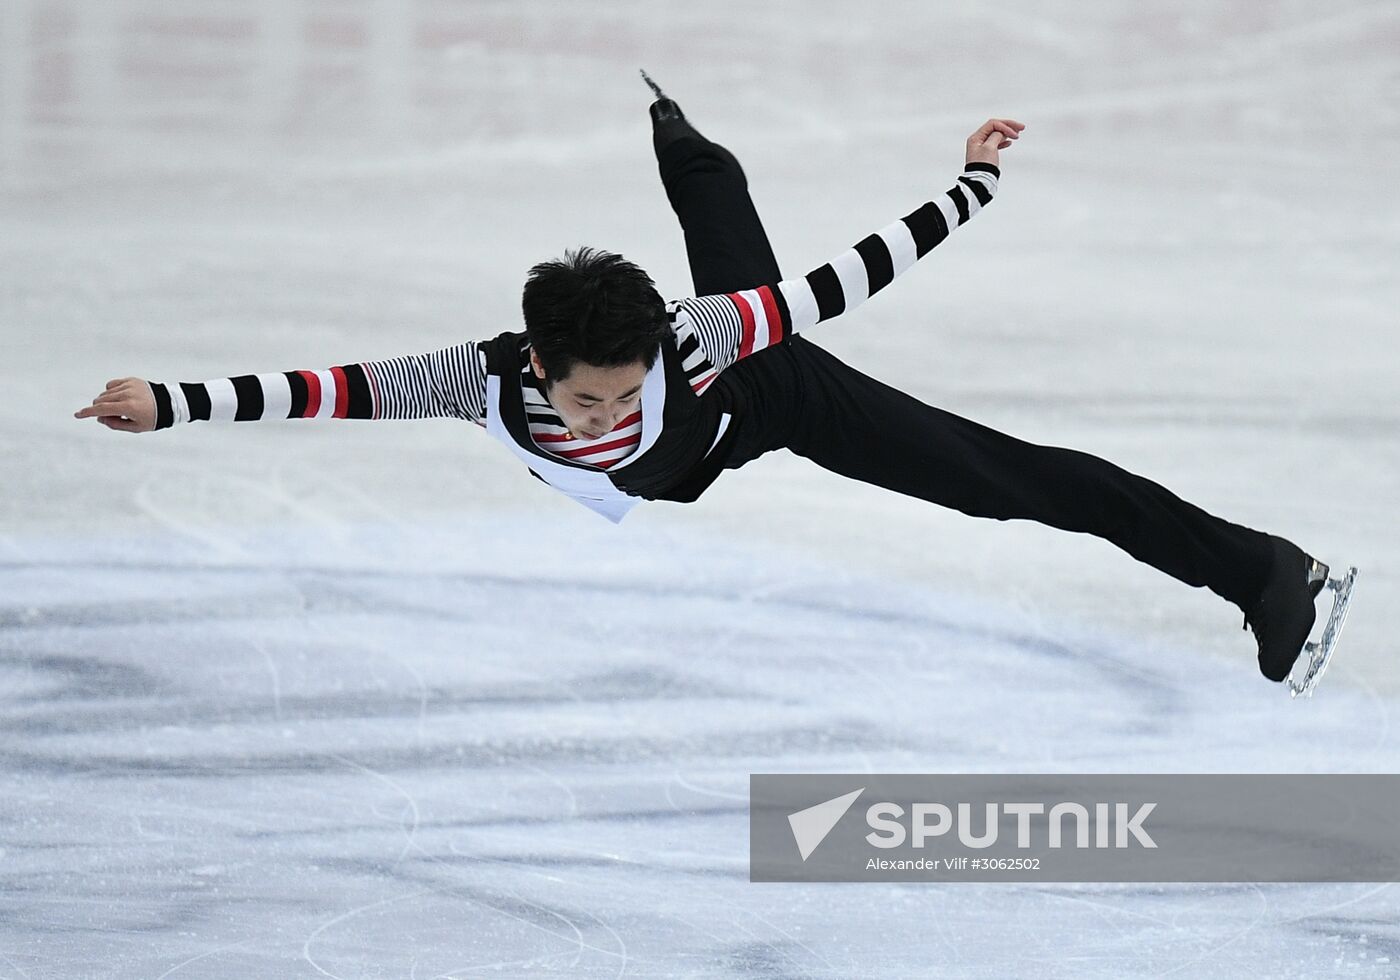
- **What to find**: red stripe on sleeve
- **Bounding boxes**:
[330,366,349,418]
[728,292,757,359]
[690,368,717,393]
[299,370,321,417]
[758,285,784,346]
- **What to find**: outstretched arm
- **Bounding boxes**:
[74,342,490,432]
[672,118,1023,378]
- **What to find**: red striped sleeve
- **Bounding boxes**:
[758,285,784,346]
[728,292,757,359]
[330,366,349,418]
[299,370,321,418]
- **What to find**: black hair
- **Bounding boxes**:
[522,246,668,383]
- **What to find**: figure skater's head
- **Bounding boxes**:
[522,247,668,441]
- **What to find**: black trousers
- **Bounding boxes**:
[656,133,1274,612]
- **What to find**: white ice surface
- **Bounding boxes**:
[2,1,1399,977]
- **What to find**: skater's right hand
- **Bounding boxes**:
[966,118,1024,168]
[73,377,157,433]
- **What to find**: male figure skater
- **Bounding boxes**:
[75,76,1344,687]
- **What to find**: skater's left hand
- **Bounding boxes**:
[73,377,157,432]
[966,118,1025,168]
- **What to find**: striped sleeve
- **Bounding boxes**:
[673,162,1000,371]
[146,342,489,429]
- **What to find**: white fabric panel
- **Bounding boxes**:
[258,371,292,420]
[203,377,237,421]
[610,349,667,467]
[935,193,961,231]
[312,370,336,418]
[829,248,870,309]
[737,288,771,350]
[778,277,820,332]
[167,382,190,425]
[879,218,919,277]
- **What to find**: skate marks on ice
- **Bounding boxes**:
[2,520,1399,977]
[0,551,1187,776]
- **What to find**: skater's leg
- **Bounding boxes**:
[784,339,1274,610]
[637,82,804,501]
[652,118,783,295]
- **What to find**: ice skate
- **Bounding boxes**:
[1242,535,1358,696]
[640,68,705,150]
[640,68,683,123]
[1285,563,1358,698]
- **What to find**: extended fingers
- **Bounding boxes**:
[76,378,142,418]
[75,403,120,419]
[75,392,137,419]
[971,118,1025,143]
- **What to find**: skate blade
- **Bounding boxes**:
[1288,566,1359,698]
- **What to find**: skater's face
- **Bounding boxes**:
[530,350,647,442]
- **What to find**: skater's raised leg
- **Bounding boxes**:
[643,71,783,296]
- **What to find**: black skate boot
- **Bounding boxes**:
[640,68,705,152]
[1242,535,1329,682]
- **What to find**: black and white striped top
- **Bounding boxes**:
[148,163,999,470]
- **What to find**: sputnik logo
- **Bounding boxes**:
[787,787,865,861]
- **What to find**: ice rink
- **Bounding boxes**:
[3,1,1399,976]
